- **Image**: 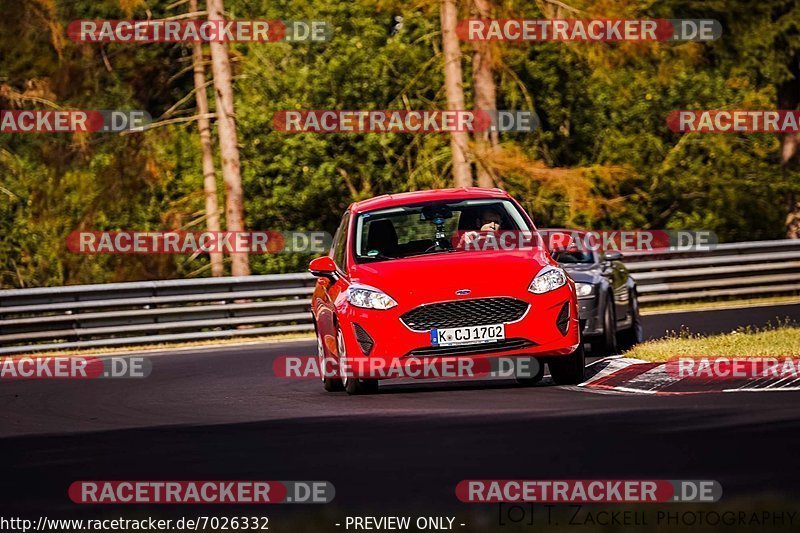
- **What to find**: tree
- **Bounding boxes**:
[471,0,500,187]
[191,0,224,276]
[207,0,250,276]
[440,0,473,187]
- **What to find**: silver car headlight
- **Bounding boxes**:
[575,282,595,298]
[528,266,567,294]
[347,285,398,310]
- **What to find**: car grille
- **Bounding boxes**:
[406,338,536,357]
[400,297,529,331]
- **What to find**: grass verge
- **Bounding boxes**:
[624,321,800,362]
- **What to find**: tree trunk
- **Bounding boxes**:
[777,56,800,239]
[207,0,250,275]
[191,0,224,277]
[781,133,800,239]
[472,0,499,188]
[440,0,473,187]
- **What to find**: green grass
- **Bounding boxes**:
[625,321,800,362]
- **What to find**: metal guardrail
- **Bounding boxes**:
[0,274,318,355]
[1,239,798,355]
[624,239,800,304]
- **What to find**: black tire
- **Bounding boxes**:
[514,358,545,386]
[317,332,343,392]
[345,376,379,395]
[338,328,379,395]
[549,342,586,385]
[324,375,344,392]
[617,288,643,351]
[591,295,618,355]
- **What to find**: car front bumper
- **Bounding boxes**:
[578,295,603,337]
[336,287,580,378]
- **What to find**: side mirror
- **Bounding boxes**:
[309,256,338,281]
[605,251,623,261]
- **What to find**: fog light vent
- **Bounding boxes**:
[556,302,570,335]
[352,323,374,355]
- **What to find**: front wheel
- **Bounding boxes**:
[549,343,586,385]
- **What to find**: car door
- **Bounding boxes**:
[314,211,351,355]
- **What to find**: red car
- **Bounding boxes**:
[308,187,583,394]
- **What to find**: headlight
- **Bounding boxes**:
[347,285,398,310]
[575,282,595,298]
[528,266,567,294]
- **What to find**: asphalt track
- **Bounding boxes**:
[1,303,799,519]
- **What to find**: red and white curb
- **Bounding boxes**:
[580,357,800,394]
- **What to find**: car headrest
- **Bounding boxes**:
[458,208,479,231]
[367,219,398,253]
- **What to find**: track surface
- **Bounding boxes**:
[1,304,799,516]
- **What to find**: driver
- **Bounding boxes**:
[457,207,504,249]
[476,208,502,232]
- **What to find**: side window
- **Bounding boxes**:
[331,211,350,270]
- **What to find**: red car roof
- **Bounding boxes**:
[351,187,511,213]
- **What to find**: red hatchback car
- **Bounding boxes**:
[309,187,583,394]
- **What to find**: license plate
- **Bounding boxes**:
[430,324,505,347]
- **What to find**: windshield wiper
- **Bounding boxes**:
[361,252,397,261]
[404,248,459,258]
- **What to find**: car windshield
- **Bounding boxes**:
[353,199,535,262]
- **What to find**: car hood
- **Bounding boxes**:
[350,250,550,304]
